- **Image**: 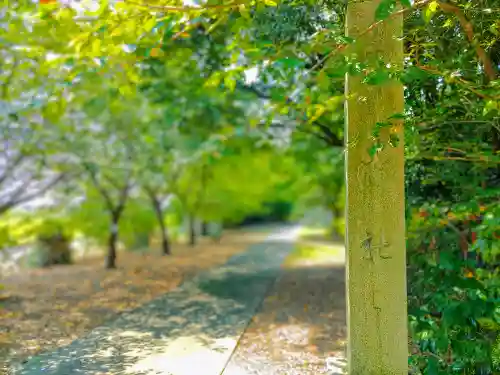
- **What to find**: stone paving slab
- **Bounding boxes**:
[11,226,300,375]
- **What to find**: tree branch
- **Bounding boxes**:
[116,173,133,216]
[239,81,344,146]
[416,64,500,100]
[0,172,66,215]
[124,0,241,12]
[299,127,336,145]
[102,174,125,191]
[236,82,272,99]
[269,121,343,147]
[0,152,27,188]
[438,1,497,82]
[83,164,115,213]
[314,121,344,147]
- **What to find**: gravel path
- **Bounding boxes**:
[10,226,300,375]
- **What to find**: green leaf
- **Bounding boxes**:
[372,121,390,138]
[204,72,222,88]
[442,303,465,328]
[490,22,500,36]
[43,100,66,122]
[438,251,455,270]
[276,57,304,68]
[143,17,157,33]
[375,0,397,21]
[476,318,500,331]
[389,112,406,120]
[368,143,382,159]
[238,4,251,19]
[263,0,277,6]
[424,1,439,23]
[401,66,432,83]
[363,70,391,85]
[389,133,400,148]
[426,356,440,375]
[91,39,101,55]
[483,100,499,115]
[400,0,412,7]
[224,75,236,92]
[308,105,326,124]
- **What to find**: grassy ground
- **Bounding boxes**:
[0,229,269,370]
[285,227,344,267]
[224,226,347,374]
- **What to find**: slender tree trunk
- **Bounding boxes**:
[201,221,209,236]
[106,216,119,269]
[345,2,408,374]
[85,170,131,270]
[150,196,171,255]
[188,214,196,246]
[213,223,223,242]
[331,206,343,238]
[158,216,171,255]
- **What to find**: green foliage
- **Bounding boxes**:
[291,134,345,236]
[35,217,70,238]
[407,204,500,373]
[19,216,73,268]
[0,224,17,250]
[119,198,158,251]
[66,188,110,243]
[400,0,500,369]
[375,0,397,21]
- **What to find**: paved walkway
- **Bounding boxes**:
[12,226,300,375]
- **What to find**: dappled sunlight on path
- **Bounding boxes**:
[224,235,347,375]
[10,226,301,375]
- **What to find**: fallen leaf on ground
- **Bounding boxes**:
[0,230,267,365]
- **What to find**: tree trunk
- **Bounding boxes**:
[331,206,343,239]
[188,215,196,246]
[106,219,118,269]
[345,2,408,374]
[151,196,171,255]
[201,221,209,236]
[159,218,171,255]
